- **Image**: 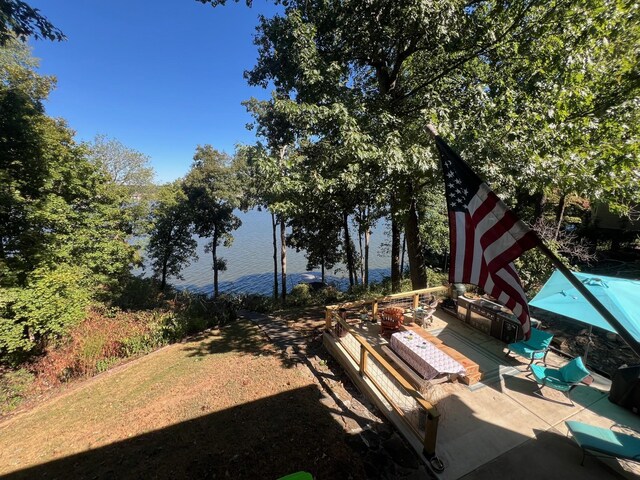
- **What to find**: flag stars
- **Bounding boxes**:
[447,182,455,189]
[454,178,462,185]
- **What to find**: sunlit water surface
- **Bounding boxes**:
[139,209,394,295]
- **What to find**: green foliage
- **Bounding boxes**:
[221,0,640,292]
[147,182,197,291]
[95,357,120,374]
[183,146,243,297]
[113,275,164,311]
[86,134,156,237]
[26,293,238,386]
[237,293,278,313]
[0,40,141,362]
[0,2,65,44]
[87,134,154,187]
[0,264,90,358]
[288,283,312,306]
[516,247,574,298]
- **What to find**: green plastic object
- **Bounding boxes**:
[277,472,313,480]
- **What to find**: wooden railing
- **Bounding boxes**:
[325,285,450,331]
[324,286,450,457]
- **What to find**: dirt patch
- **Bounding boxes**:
[0,319,367,480]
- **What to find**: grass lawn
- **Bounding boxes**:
[0,319,367,479]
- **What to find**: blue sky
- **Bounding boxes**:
[28,0,279,183]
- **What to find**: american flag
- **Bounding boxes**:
[434,135,540,339]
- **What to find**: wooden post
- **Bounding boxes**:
[372,300,378,318]
[360,344,368,377]
[423,408,440,456]
[325,307,334,331]
[413,293,420,309]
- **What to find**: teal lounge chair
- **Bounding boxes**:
[566,420,640,466]
[529,356,590,406]
[505,327,554,366]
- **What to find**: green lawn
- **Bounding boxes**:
[0,319,366,479]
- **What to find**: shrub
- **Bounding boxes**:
[237,294,277,313]
[0,265,91,359]
[114,275,166,311]
[288,283,312,306]
[32,310,155,383]
[23,292,238,387]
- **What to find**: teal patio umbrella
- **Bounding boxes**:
[529,271,640,361]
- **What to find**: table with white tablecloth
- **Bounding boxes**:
[389,330,466,380]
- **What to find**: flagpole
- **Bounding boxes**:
[426,124,640,360]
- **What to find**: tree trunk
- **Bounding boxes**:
[271,211,279,301]
[533,191,547,225]
[321,259,325,283]
[404,184,428,289]
[280,216,287,304]
[160,259,168,291]
[390,207,401,293]
[343,211,355,287]
[555,193,567,240]
[212,229,219,297]
[364,225,370,288]
[358,223,364,285]
[400,233,406,278]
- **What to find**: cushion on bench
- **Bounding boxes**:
[566,420,640,461]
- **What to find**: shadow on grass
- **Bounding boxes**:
[2,386,368,480]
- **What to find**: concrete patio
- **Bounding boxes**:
[327,307,640,479]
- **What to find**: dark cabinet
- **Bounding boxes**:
[456,296,525,343]
[501,320,520,344]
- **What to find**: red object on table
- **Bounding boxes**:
[380,307,404,336]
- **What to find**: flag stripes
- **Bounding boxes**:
[436,137,539,339]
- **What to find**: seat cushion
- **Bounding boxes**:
[507,327,553,360]
[509,343,545,360]
[530,364,572,392]
[527,327,553,349]
[566,421,640,460]
[560,357,590,384]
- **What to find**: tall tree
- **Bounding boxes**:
[0,41,140,357]
[243,96,298,303]
[87,134,154,187]
[183,146,241,297]
[203,0,640,290]
[87,134,156,236]
[147,182,197,291]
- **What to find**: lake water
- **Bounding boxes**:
[140,209,396,295]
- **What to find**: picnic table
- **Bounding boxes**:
[390,330,466,380]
